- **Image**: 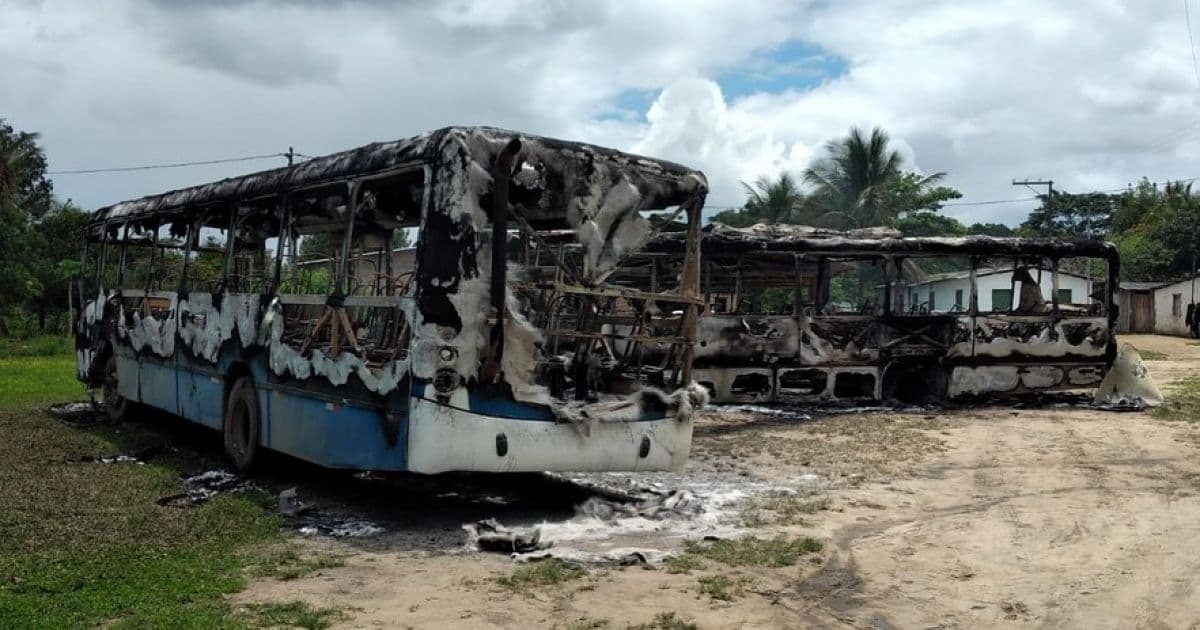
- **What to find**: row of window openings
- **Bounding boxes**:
[906,288,1074,312]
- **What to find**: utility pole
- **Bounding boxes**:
[286,146,295,167]
[1012,179,1058,291]
[1012,178,1053,197]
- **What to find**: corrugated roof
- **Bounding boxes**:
[1119,281,1171,291]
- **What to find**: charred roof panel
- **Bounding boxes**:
[649,222,1118,261]
[89,126,705,226]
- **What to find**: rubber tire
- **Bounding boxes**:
[101,355,129,422]
[223,377,260,473]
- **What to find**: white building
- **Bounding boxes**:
[902,267,1095,313]
[1151,277,1200,336]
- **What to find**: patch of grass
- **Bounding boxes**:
[496,559,587,590]
[239,601,344,630]
[1154,375,1200,423]
[250,549,345,581]
[1136,348,1169,361]
[0,335,74,359]
[696,574,751,601]
[683,535,822,568]
[0,355,83,408]
[628,611,699,630]
[0,362,291,627]
[663,553,705,574]
[566,619,611,629]
[739,490,825,527]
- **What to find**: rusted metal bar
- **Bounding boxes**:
[678,193,705,384]
[335,181,360,296]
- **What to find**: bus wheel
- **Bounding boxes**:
[102,355,128,422]
[224,377,260,473]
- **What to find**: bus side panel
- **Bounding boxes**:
[262,386,409,471]
[137,354,180,416]
[176,355,224,430]
[114,346,139,403]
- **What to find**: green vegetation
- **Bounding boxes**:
[740,490,827,527]
[496,558,587,590]
[804,128,959,229]
[1136,348,1168,361]
[628,611,699,630]
[696,574,751,601]
[0,335,73,359]
[0,354,80,408]
[250,548,345,581]
[237,601,344,630]
[0,340,306,628]
[662,553,705,574]
[1022,179,1200,282]
[683,535,822,568]
[712,127,962,233]
[1153,375,1200,423]
[1,120,90,337]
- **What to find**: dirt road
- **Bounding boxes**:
[237,335,1200,629]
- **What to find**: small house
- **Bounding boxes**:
[1114,281,1168,333]
[1150,277,1200,336]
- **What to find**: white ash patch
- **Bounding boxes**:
[299,520,385,538]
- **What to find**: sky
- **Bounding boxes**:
[4,0,1200,226]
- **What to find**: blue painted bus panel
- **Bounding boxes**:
[464,386,557,421]
[114,351,140,403]
[137,358,179,415]
[264,388,408,471]
[177,369,224,429]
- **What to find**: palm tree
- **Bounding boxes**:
[803,126,942,229]
[742,172,807,223]
[0,120,52,218]
[712,173,807,227]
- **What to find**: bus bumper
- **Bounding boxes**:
[405,391,694,474]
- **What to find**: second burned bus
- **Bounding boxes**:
[75,127,708,473]
[645,223,1119,404]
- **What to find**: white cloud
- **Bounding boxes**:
[2,0,1199,228]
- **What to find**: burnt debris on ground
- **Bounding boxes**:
[47,401,108,426]
[156,470,253,508]
[707,391,1150,420]
[67,444,177,465]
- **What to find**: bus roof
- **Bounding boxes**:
[90,126,704,226]
[649,222,1119,261]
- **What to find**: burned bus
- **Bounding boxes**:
[74,127,708,473]
[646,223,1119,404]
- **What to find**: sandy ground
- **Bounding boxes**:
[235,334,1200,629]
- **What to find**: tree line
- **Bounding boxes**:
[716,126,1200,284]
[0,120,88,336]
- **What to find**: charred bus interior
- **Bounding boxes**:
[646,223,1118,404]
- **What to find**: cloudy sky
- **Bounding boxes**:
[3,0,1199,225]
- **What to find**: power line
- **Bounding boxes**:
[1187,0,1200,90]
[48,152,288,175]
[943,196,1039,207]
[705,175,1200,211]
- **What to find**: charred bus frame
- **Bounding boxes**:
[74,127,708,473]
[647,224,1119,403]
